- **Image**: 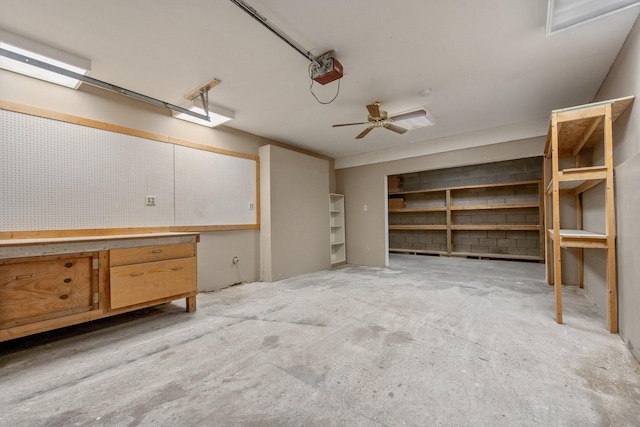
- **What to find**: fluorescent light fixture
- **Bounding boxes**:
[0,29,90,88]
[547,0,640,35]
[172,103,234,128]
[392,107,436,130]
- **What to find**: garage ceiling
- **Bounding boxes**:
[1,0,638,166]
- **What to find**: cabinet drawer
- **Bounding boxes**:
[0,255,94,327]
[109,257,196,309]
[110,243,196,267]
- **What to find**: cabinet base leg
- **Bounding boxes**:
[186,295,197,312]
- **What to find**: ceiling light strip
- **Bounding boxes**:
[0,47,209,122]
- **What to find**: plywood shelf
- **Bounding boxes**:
[388,206,447,213]
[548,229,608,249]
[389,248,446,256]
[451,224,539,231]
[388,179,540,196]
[544,96,634,157]
[450,202,539,211]
[451,252,543,262]
[389,225,447,231]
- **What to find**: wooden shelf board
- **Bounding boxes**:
[451,224,539,231]
[548,229,609,249]
[389,225,447,231]
[389,207,446,213]
[559,166,607,182]
[451,251,543,261]
[388,180,540,196]
[389,248,446,256]
[450,202,539,211]
[545,96,634,156]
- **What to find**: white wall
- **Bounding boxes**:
[589,14,640,361]
[260,145,330,281]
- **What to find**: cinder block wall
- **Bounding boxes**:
[389,157,543,257]
[401,157,541,191]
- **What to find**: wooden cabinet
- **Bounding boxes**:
[0,253,98,328]
[388,179,544,261]
[330,194,346,265]
[544,96,633,332]
[0,233,198,342]
[109,243,197,310]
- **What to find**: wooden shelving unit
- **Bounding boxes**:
[544,96,634,332]
[388,179,544,261]
[330,193,346,265]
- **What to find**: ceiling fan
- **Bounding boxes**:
[332,101,429,139]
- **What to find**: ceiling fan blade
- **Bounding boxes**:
[356,127,374,139]
[366,103,381,118]
[389,109,427,122]
[332,122,369,127]
[384,123,408,134]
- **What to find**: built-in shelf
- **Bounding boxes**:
[330,193,346,265]
[388,173,544,262]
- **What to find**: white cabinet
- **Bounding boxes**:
[330,194,346,265]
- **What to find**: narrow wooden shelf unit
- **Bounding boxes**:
[544,95,634,332]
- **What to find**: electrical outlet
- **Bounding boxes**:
[146,195,156,206]
[363,205,368,211]
[248,202,255,210]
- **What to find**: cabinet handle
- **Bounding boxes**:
[13,274,35,280]
[59,294,69,300]
[64,262,74,268]
[63,278,72,283]
[151,249,163,254]
[170,267,183,271]
[129,272,145,277]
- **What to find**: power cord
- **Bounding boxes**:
[308,63,340,104]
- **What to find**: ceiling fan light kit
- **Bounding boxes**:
[333,101,435,139]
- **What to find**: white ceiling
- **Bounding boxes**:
[1,0,639,165]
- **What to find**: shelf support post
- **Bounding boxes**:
[604,103,618,333]
[551,113,563,324]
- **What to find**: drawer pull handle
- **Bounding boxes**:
[170,267,183,271]
[130,272,145,277]
[151,249,163,254]
[65,262,74,268]
[13,274,35,280]
[59,294,69,300]
[63,278,72,283]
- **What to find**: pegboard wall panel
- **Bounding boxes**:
[1,109,174,230]
[174,145,257,225]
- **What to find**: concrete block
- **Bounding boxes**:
[462,237,479,246]
[516,239,537,248]
[417,234,430,244]
[498,238,517,248]
[488,231,506,238]
[527,247,541,256]
[479,238,497,247]
[506,214,526,223]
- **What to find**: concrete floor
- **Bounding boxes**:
[1,254,640,426]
